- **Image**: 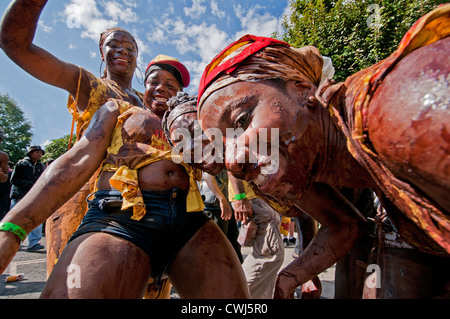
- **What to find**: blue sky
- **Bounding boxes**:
[0,0,291,146]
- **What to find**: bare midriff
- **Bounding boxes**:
[96,160,190,191]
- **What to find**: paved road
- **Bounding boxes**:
[0,235,335,299]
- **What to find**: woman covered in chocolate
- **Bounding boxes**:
[0,0,145,276]
[197,5,450,298]
[0,56,249,298]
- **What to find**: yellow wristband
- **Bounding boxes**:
[0,222,27,242]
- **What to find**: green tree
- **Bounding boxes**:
[0,93,33,163]
[42,134,76,163]
[278,0,444,81]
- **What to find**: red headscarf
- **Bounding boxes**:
[197,34,324,111]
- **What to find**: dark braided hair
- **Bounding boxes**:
[162,92,198,146]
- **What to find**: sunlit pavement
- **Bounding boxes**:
[1,234,335,299]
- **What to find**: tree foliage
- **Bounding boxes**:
[0,93,33,163]
[42,134,76,163]
[278,0,444,81]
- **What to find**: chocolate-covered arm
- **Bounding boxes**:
[0,0,83,100]
[0,101,119,274]
[274,182,368,299]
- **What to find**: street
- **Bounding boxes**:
[0,235,335,299]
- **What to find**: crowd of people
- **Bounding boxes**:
[0,0,448,299]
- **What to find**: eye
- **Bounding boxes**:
[235,112,250,129]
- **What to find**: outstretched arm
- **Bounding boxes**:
[0,101,120,274]
[274,182,368,299]
[0,0,85,101]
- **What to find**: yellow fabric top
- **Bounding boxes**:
[228,179,257,202]
[67,67,144,139]
[227,178,298,217]
[101,99,204,220]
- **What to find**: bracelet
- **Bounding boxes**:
[0,222,27,242]
[233,193,247,201]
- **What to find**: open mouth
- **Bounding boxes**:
[114,57,129,65]
[249,154,281,191]
[153,96,168,103]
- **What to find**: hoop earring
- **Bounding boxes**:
[135,66,144,85]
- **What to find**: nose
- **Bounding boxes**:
[115,45,131,58]
[155,82,167,94]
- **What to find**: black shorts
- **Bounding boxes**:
[69,188,209,280]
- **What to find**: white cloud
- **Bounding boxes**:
[61,0,149,69]
[211,0,225,19]
[146,15,230,91]
[145,1,291,92]
[89,51,98,58]
[63,0,115,40]
[62,0,139,40]
[38,20,53,33]
[233,4,282,38]
[134,36,150,69]
[151,28,165,43]
[104,1,139,24]
[184,0,207,19]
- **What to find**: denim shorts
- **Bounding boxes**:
[69,188,209,280]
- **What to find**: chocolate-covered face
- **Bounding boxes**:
[199,79,320,204]
[169,111,225,175]
[144,69,181,117]
[101,31,138,78]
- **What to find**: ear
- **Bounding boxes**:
[294,81,318,108]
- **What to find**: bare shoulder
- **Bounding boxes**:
[367,37,450,210]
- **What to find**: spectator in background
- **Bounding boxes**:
[0,161,13,220]
[10,145,46,251]
[0,126,11,219]
[0,127,9,184]
[199,171,243,263]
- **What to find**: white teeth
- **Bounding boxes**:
[253,174,264,186]
[260,156,279,175]
[260,155,271,165]
[155,97,168,102]
[253,173,269,186]
[252,155,280,186]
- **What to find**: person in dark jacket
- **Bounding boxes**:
[0,126,11,220]
[10,145,46,251]
[0,161,13,220]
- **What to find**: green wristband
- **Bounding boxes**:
[233,193,247,201]
[0,222,27,242]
